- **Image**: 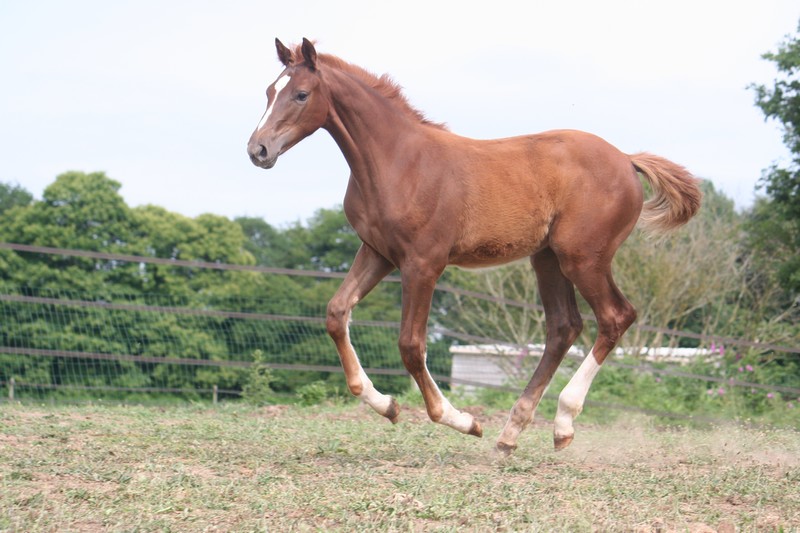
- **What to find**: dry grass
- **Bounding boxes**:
[1,401,799,532]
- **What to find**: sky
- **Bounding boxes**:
[1,1,798,227]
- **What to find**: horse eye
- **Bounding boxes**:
[296,91,309,102]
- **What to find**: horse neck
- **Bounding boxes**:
[322,69,422,183]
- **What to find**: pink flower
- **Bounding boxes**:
[707,389,714,396]
[738,366,744,373]
[767,393,775,399]
[717,388,726,395]
[788,403,795,409]
[746,365,754,372]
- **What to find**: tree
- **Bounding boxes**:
[0,172,137,294]
[0,182,33,215]
[0,174,411,398]
[235,216,297,268]
[0,172,266,396]
[751,21,800,297]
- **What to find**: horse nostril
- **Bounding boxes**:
[248,140,275,168]
[249,142,269,164]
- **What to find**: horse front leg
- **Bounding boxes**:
[327,244,399,422]
[399,262,482,437]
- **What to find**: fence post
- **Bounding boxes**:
[9,378,14,401]
[213,384,218,405]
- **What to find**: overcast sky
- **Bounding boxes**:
[1,1,798,227]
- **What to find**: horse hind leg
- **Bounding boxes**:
[553,265,636,450]
[496,248,583,454]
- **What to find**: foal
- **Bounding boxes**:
[247,39,702,452]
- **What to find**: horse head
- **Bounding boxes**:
[247,38,328,169]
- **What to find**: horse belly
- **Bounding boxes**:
[448,221,550,269]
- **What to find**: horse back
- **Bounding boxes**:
[449,129,642,268]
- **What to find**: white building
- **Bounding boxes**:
[449,343,711,392]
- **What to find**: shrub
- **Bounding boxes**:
[296,380,329,406]
[241,350,275,406]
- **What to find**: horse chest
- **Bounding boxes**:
[344,195,461,265]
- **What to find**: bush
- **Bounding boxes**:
[296,380,329,406]
[241,350,275,406]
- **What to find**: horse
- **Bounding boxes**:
[247,38,702,453]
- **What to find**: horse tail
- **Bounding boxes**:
[630,152,702,233]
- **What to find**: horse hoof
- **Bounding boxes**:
[385,396,400,424]
[495,441,517,456]
[468,418,483,438]
[553,434,574,450]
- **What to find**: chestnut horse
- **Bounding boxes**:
[247,39,702,453]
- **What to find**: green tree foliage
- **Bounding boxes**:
[0,172,270,395]
[0,182,33,215]
[235,216,298,268]
[0,173,408,400]
[751,21,800,297]
[237,208,362,272]
[614,181,749,346]
[301,208,362,272]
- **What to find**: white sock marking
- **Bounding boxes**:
[437,394,475,433]
[554,352,602,438]
[357,369,394,414]
[342,318,393,416]
[419,349,475,433]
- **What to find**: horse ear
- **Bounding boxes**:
[275,38,294,66]
[301,38,317,70]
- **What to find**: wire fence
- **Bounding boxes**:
[0,287,400,402]
[1,242,798,424]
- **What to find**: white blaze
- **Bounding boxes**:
[257,74,291,130]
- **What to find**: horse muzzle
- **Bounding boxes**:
[247,140,279,169]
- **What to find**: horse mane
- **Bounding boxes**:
[292,44,448,131]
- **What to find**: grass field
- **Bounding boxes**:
[1,398,799,532]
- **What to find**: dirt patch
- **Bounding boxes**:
[3,403,798,531]
[251,404,291,419]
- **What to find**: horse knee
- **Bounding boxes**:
[325,300,349,340]
[597,302,637,349]
[398,334,426,375]
[621,304,637,330]
[555,313,583,345]
[611,302,636,338]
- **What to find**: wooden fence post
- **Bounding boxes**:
[213,384,218,405]
[9,378,14,401]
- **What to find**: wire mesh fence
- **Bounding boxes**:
[1,242,798,424]
[0,286,414,403]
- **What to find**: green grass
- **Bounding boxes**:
[1,401,799,531]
